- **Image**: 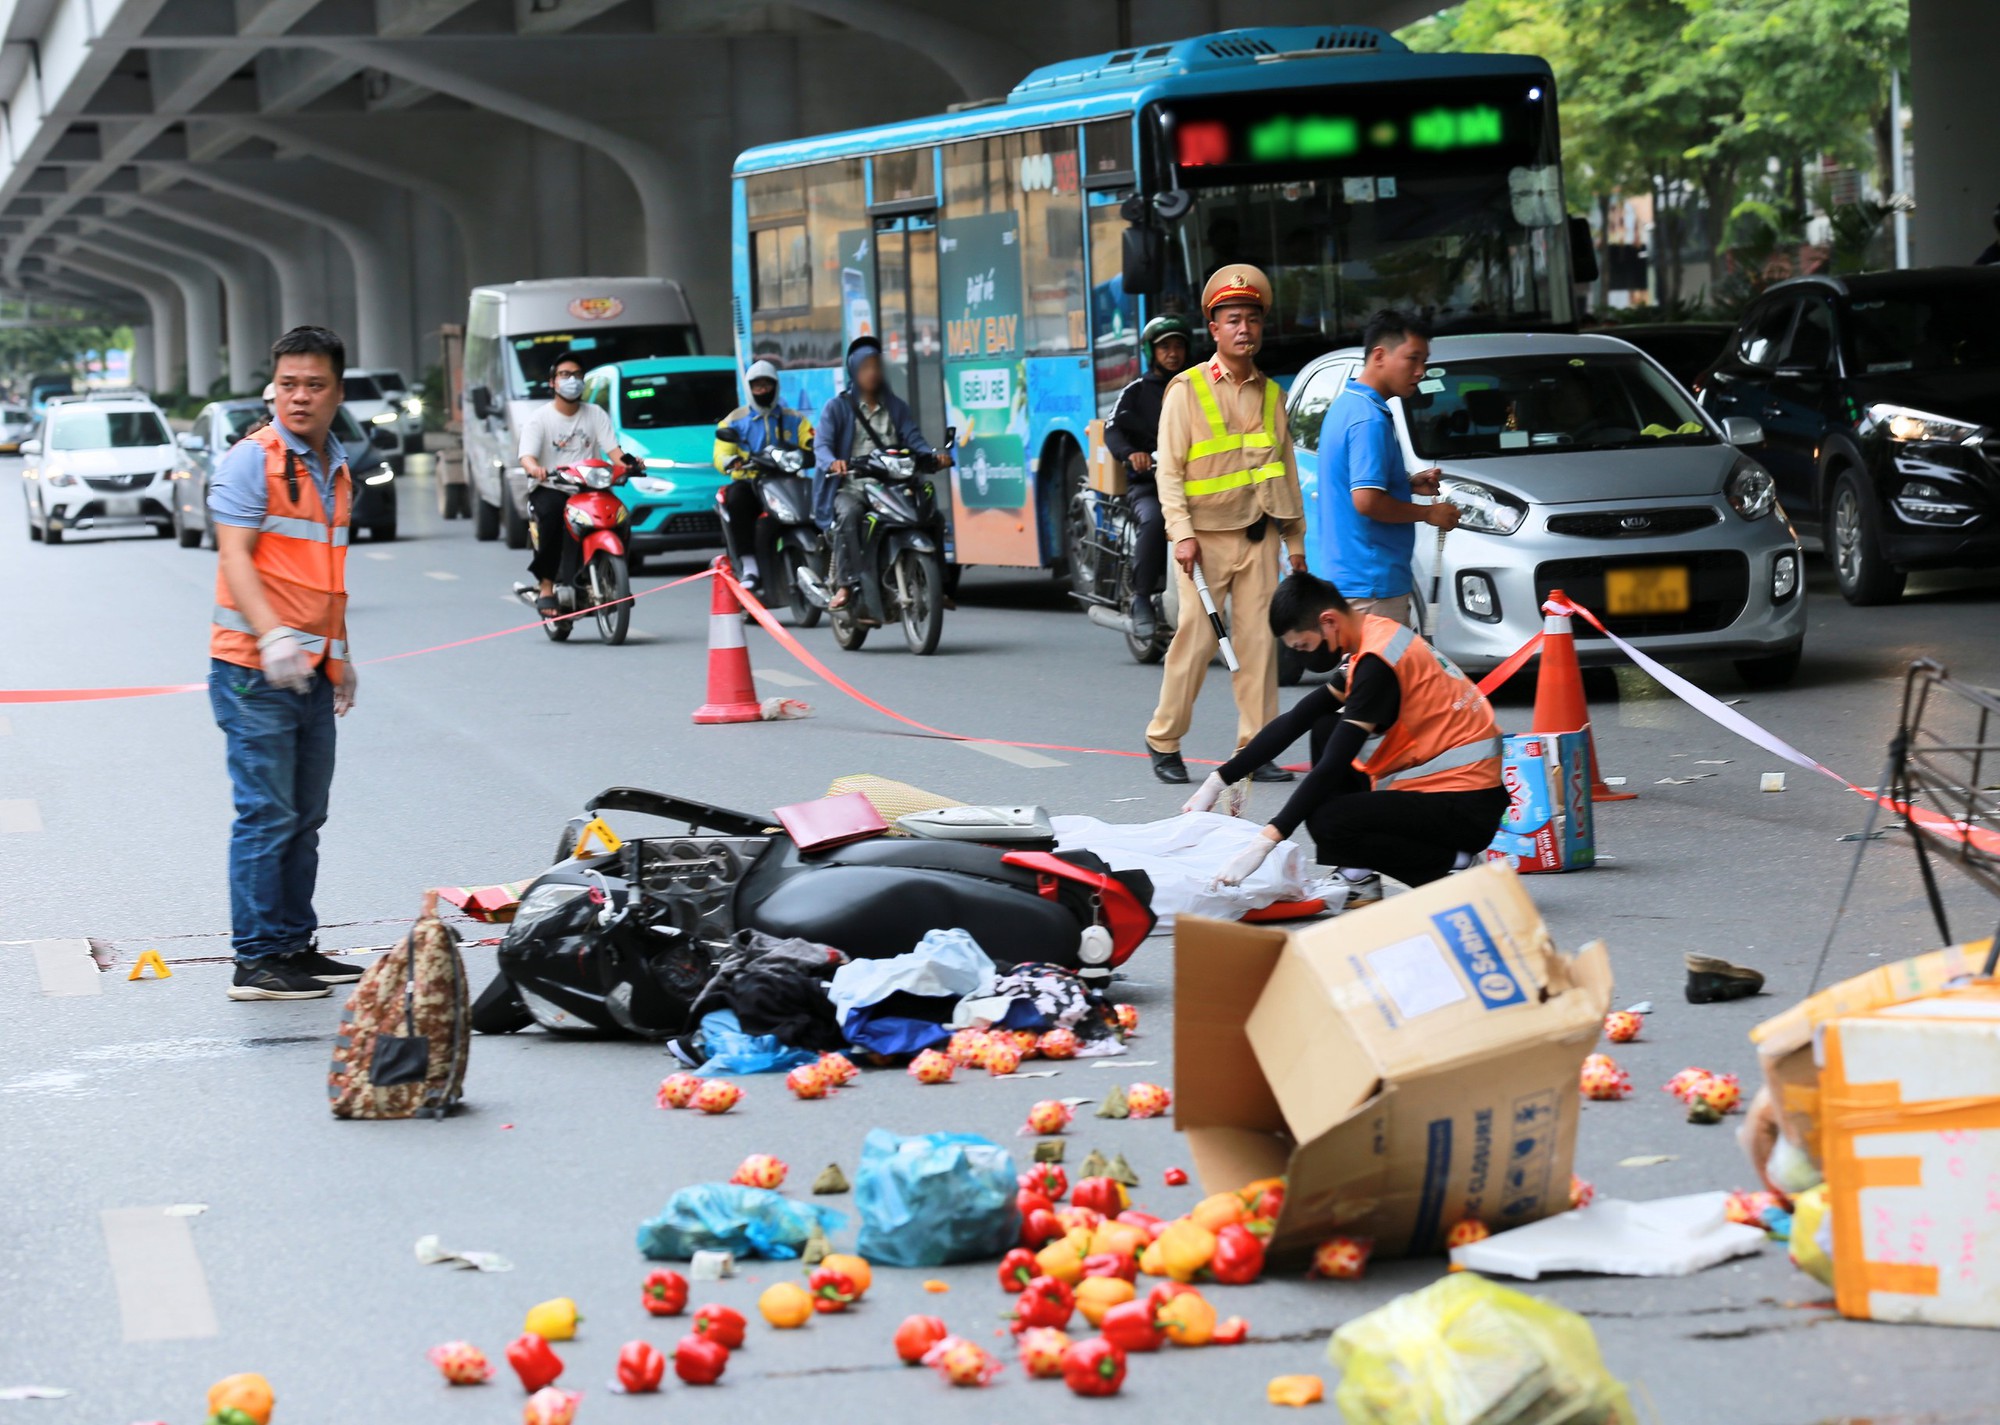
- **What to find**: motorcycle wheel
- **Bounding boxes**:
[786,546,823,629]
[897,548,945,656]
[544,598,573,642]
[590,551,632,645]
[830,604,868,650]
[1064,493,1099,602]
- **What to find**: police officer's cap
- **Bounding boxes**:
[1200,264,1272,316]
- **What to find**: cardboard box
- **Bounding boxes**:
[1821,984,2000,1328]
[1084,419,1127,495]
[1174,863,1612,1261]
[1485,732,1595,873]
[1749,940,1989,1168]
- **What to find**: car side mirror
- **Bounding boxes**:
[1122,225,1164,296]
[1568,215,1599,285]
[177,431,206,453]
[19,438,38,456]
[1721,415,1765,447]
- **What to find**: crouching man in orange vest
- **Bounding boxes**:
[1185,571,1509,904]
[207,326,361,1001]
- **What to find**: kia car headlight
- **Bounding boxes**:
[1865,403,1981,445]
[1725,459,1776,520]
[370,410,398,425]
[1438,476,1527,535]
[401,396,423,416]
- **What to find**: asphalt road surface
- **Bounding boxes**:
[4,455,1998,1423]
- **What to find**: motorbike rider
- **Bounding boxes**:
[519,350,634,617]
[1102,315,1192,639]
[813,335,951,612]
[712,358,813,594]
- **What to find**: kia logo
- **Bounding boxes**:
[1620,514,1651,530]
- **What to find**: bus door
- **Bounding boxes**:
[871,213,943,437]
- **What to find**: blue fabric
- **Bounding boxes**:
[811,339,933,526]
[839,1006,951,1058]
[1322,379,1415,599]
[716,403,809,459]
[636,1184,846,1262]
[207,420,349,530]
[694,1009,818,1075]
[207,657,337,962]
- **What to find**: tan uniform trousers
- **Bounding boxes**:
[1145,526,1277,755]
[1347,594,1413,627]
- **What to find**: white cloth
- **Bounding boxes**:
[827,926,996,1029]
[517,400,616,470]
[1051,813,1310,930]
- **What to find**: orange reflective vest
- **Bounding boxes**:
[210,424,351,677]
[1352,615,1504,793]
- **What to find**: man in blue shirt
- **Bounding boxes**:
[1322,310,1458,626]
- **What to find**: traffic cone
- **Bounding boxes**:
[691,557,764,724]
[1532,591,1635,802]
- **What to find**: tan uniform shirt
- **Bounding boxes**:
[1155,356,1306,546]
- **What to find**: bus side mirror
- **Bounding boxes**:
[1123,226,1164,296]
[1568,215,1599,285]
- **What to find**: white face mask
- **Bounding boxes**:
[553,374,583,401]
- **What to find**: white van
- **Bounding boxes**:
[461,277,703,546]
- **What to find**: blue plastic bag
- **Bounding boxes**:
[636,1183,846,1261]
[694,1009,818,1075]
[854,1129,1020,1267]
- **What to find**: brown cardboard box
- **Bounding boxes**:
[1748,938,1990,1168]
[1085,419,1127,495]
[1174,863,1611,1262]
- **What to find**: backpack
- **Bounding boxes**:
[328,892,469,1119]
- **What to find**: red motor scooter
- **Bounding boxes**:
[516,457,637,644]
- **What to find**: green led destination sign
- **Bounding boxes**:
[1238,104,1504,165]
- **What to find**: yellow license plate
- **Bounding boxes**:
[1604,566,1689,615]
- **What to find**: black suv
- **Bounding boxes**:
[1697,268,2000,603]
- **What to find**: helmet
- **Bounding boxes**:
[1141,315,1192,366]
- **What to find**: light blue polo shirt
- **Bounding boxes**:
[1320,378,1414,600]
[208,420,348,528]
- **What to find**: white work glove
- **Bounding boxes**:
[258,631,313,693]
[1182,772,1228,816]
[1212,831,1280,889]
[332,662,357,716]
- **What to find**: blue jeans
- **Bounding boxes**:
[208,658,337,963]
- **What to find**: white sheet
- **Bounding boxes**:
[1051,812,1317,930]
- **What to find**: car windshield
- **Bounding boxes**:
[50,408,171,450]
[373,371,408,394]
[343,374,383,400]
[1405,352,1714,460]
[1847,288,2000,373]
[223,408,264,440]
[618,371,741,430]
[511,325,702,399]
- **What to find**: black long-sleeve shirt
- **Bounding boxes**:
[1218,656,1401,835]
[1104,367,1172,469]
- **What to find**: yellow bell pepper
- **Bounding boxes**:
[1155,1219,1217,1282]
[758,1281,814,1329]
[1190,1191,1247,1234]
[522,1297,581,1341]
[1074,1275,1135,1327]
[1157,1287,1217,1346]
[1089,1221,1149,1259]
[1034,1228,1092,1285]
[1138,1239,1167,1277]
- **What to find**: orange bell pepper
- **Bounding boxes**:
[1034,1228,1092,1285]
[1073,1275,1136,1327]
[820,1253,872,1298]
[1190,1192,1247,1234]
[205,1374,274,1425]
[1090,1220,1150,1260]
[1155,1288,1217,1346]
[1268,1374,1324,1407]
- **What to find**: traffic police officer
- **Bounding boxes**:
[1142,265,1307,784]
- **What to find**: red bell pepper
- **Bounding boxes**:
[673,1333,729,1385]
[642,1268,688,1317]
[1209,1224,1266,1285]
[1082,1251,1139,1282]
[894,1314,950,1365]
[1020,1164,1068,1201]
[1212,1315,1250,1345]
[1100,1299,1165,1353]
[1117,1209,1167,1241]
[1070,1176,1127,1215]
[807,1266,858,1314]
[1011,1274,1076,1333]
[505,1333,564,1393]
[998,1247,1039,1293]
[1061,1337,1127,1397]
[1017,1187,1054,1220]
[615,1340,665,1394]
[1021,1207,1064,1249]
[690,1303,746,1350]
[1163,1167,1189,1187]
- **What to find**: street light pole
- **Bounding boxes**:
[1890,62,1910,271]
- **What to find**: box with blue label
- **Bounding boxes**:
[1485,731,1595,873]
[1174,863,1611,1262]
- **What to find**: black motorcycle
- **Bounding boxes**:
[827,432,953,656]
[1067,470,1175,665]
[716,445,829,628]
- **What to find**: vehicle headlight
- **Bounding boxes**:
[370,410,398,426]
[401,396,423,416]
[1893,477,1976,524]
[45,468,76,487]
[775,449,805,473]
[1725,460,1776,520]
[364,465,394,485]
[1438,477,1527,534]
[1865,403,1981,445]
[515,883,588,925]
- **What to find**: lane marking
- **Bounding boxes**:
[0,798,44,833]
[0,713,11,734]
[361,550,394,561]
[754,667,813,688]
[31,939,101,996]
[424,570,459,581]
[955,740,1065,769]
[101,1207,219,1341]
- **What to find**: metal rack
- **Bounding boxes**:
[1892,659,2000,974]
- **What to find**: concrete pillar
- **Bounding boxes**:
[68,233,224,397]
[55,251,186,392]
[98,215,275,394]
[1909,0,2000,266]
[120,192,332,337]
[131,324,156,390]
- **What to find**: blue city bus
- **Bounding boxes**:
[730,24,1576,573]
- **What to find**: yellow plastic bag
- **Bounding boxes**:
[1329,1273,1635,1425]
[1788,1184,1833,1288]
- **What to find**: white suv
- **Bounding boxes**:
[21,393,182,544]
[342,368,420,461]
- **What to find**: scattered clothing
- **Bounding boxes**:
[687,931,849,1053]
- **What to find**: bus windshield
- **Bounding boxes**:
[509,326,703,399]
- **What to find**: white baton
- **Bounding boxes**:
[1191,563,1240,673]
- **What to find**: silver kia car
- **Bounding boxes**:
[1290,333,1807,686]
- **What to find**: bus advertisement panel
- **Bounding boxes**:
[731,25,1570,576]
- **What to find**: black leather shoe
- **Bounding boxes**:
[1129,595,1157,640]
[1148,746,1189,784]
[1685,954,1764,1004]
[1250,761,1294,783]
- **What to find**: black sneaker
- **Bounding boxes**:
[227,956,333,1001]
[296,947,365,985]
